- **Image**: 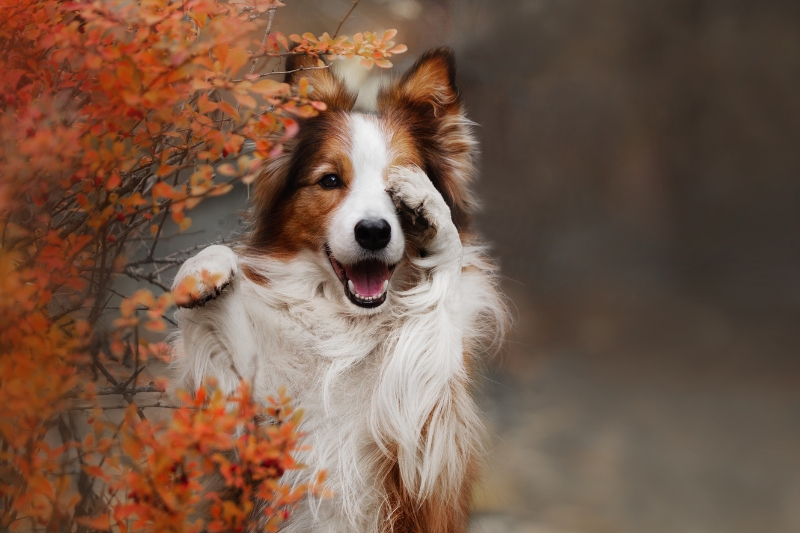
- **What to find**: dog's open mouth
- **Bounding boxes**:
[326,246,394,308]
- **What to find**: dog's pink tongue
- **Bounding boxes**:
[345,260,390,297]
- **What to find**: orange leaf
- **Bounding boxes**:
[198,93,218,114]
[251,79,288,96]
[217,101,240,122]
[152,181,175,200]
[157,165,179,177]
[216,163,236,176]
[85,55,102,70]
[105,172,121,190]
[275,32,289,50]
[83,465,106,478]
[225,46,250,74]
[76,514,110,531]
[234,93,257,109]
[209,183,233,197]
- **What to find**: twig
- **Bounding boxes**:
[123,268,171,292]
[333,0,361,39]
[93,358,148,420]
[238,6,279,116]
[64,384,165,399]
[252,7,278,75]
[67,401,187,411]
[119,365,146,392]
[232,64,331,83]
[99,384,163,395]
[94,358,120,387]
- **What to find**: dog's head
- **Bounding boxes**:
[247,48,477,312]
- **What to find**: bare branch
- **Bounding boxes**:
[65,384,165,399]
[67,401,186,411]
[333,0,361,39]
[232,64,331,83]
[239,6,279,115]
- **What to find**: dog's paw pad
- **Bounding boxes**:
[173,245,238,308]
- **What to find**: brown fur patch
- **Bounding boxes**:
[247,60,359,256]
[241,263,269,286]
[247,110,354,256]
[378,442,475,533]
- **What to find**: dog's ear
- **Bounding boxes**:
[284,54,356,112]
[378,48,477,232]
[377,47,460,118]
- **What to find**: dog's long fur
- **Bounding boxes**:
[170,48,507,533]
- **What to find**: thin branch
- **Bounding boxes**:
[93,358,148,420]
[93,358,120,387]
[119,365,146,392]
[239,6,279,116]
[67,401,187,411]
[122,268,171,292]
[123,239,236,268]
[101,384,162,395]
[232,64,331,83]
[123,258,184,267]
[64,384,164,399]
[333,0,361,39]
[146,207,167,260]
[251,7,278,75]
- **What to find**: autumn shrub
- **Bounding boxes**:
[0,0,405,530]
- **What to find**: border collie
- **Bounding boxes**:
[171,48,507,533]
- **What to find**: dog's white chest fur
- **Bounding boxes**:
[171,243,503,533]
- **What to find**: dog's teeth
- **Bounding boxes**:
[382,280,389,293]
[347,280,354,294]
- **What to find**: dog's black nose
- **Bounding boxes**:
[354,219,391,251]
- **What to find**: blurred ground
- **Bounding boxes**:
[471,292,800,533]
[157,1,800,531]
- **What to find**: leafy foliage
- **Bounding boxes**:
[0,0,404,530]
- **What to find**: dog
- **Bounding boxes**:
[170,48,507,533]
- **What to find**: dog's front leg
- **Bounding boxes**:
[171,245,256,396]
[378,167,477,532]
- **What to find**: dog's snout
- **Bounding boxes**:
[354,219,391,251]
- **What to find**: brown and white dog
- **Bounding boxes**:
[171,48,506,533]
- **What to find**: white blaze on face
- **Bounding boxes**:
[327,114,405,267]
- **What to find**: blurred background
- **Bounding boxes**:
[172,1,800,531]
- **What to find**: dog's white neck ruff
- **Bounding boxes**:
[171,237,504,532]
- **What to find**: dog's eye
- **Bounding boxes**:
[318,174,342,190]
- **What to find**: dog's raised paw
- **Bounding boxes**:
[172,245,239,309]
[386,166,451,231]
[386,166,459,255]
